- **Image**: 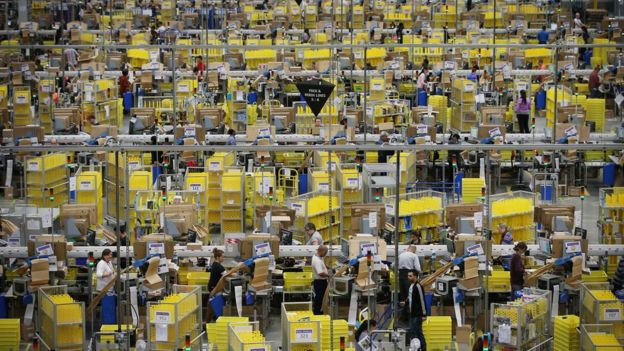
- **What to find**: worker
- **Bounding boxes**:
[207,248,225,294]
[118,69,130,95]
[588,65,601,98]
[514,90,531,133]
[573,12,584,30]
[330,118,349,144]
[537,26,549,44]
[196,56,205,75]
[510,242,528,299]
[305,223,324,245]
[398,245,421,301]
[355,319,378,351]
[498,223,514,245]
[63,43,79,70]
[404,270,427,351]
[376,131,394,163]
[312,245,329,315]
[536,59,547,83]
[96,248,115,292]
[416,68,428,92]
[467,65,479,83]
[226,129,237,145]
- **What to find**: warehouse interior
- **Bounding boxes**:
[1,0,624,350]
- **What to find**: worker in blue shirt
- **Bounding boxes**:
[537,26,549,44]
[467,65,479,82]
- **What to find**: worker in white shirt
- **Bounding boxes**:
[96,248,116,292]
[305,223,324,245]
[416,68,428,92]
[573,12,584,30]
[398,245,421,301]
[311,245,329,315]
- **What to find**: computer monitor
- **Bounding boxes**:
[457,217,476,235]
[538,237,551,255]
[273,116,287,130]
[552,216,573,233]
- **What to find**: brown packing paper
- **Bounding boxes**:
[250,257,272,291]
[30,258,50,286]
[143,256,164,290]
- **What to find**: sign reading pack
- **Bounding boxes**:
[296,79,335,117]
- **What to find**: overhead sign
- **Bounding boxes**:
[296,79,335,117]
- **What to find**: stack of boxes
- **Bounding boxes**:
[460,256,480,290]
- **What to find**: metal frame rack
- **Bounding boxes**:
[37,285,86,351]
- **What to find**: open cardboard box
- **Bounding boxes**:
[133,234,175,259]
[446,203,483,233]
[347,234,387,260]
[350,204,386,234]
[240,233,280,259]
[174,124,205,143]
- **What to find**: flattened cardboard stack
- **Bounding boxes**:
[250,257,272,291]
[459,256,480,290]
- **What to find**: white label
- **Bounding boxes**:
[48,255,58,272]
[474,212,483,228]
[564,125,577,137]
[158,260,168,274]
[254,242,271,256]
[488,127,502,138]
[42,84,52,93]
[291,203,303,215]
[372,82,383,91]
[178,84,189,92]
[461,51,469,59]
[166,176,171,191]
[189,183,203,192]
[466,243,484,256]
[8,238,20,247]
[184,127,196,137]
[326,161,336,171]
[69,176,76,191]
[417,124,428,135]
[464,83,474,92]
[16,95,27,104]
[564,241,581,254]
[79,180,94,191]
[517,83,527,92]
[360,242,378,256]
[444,61,455,70]
[128,161,140,169]
[384,203,395,216]
[149,50,159,61]
[574,210,582,228]
[354,52,363,59]
[258,128,271,137]
[36,244,54,256]
[346,177,359,189]
[27,161,40,171]
[318,182,330,191]
[603,308,621,321]
[209,161,221,171]
[369,212,377,228]
[148,242,165,255]
[27,219,40,231]
[294,328,314,343]
[41,211,52,228]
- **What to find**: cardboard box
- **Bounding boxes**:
[446,203,483,233]
[456,325,472,345]
[12,126,44,142]
[174,124,205,143]
[240,233,280,259]
[534,205,575,232]
[348,235,387,260]
[350,204,386,234]
[551,234,588,258]
[90,124,118,138]
[458,276,480,290]
[254,206,295,230]
[133,234,175,259]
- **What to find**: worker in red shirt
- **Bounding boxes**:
[588,65,601,98]
[118,69,130,95]
[196,56,206,75]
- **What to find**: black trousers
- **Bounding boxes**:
[516,113,530,133]
[399,269,410,302]
[313,279,328,315]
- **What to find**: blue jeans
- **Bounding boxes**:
[409,317,426,351]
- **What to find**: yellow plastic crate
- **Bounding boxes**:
[0,319,20,350]
[284,272,313,292]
